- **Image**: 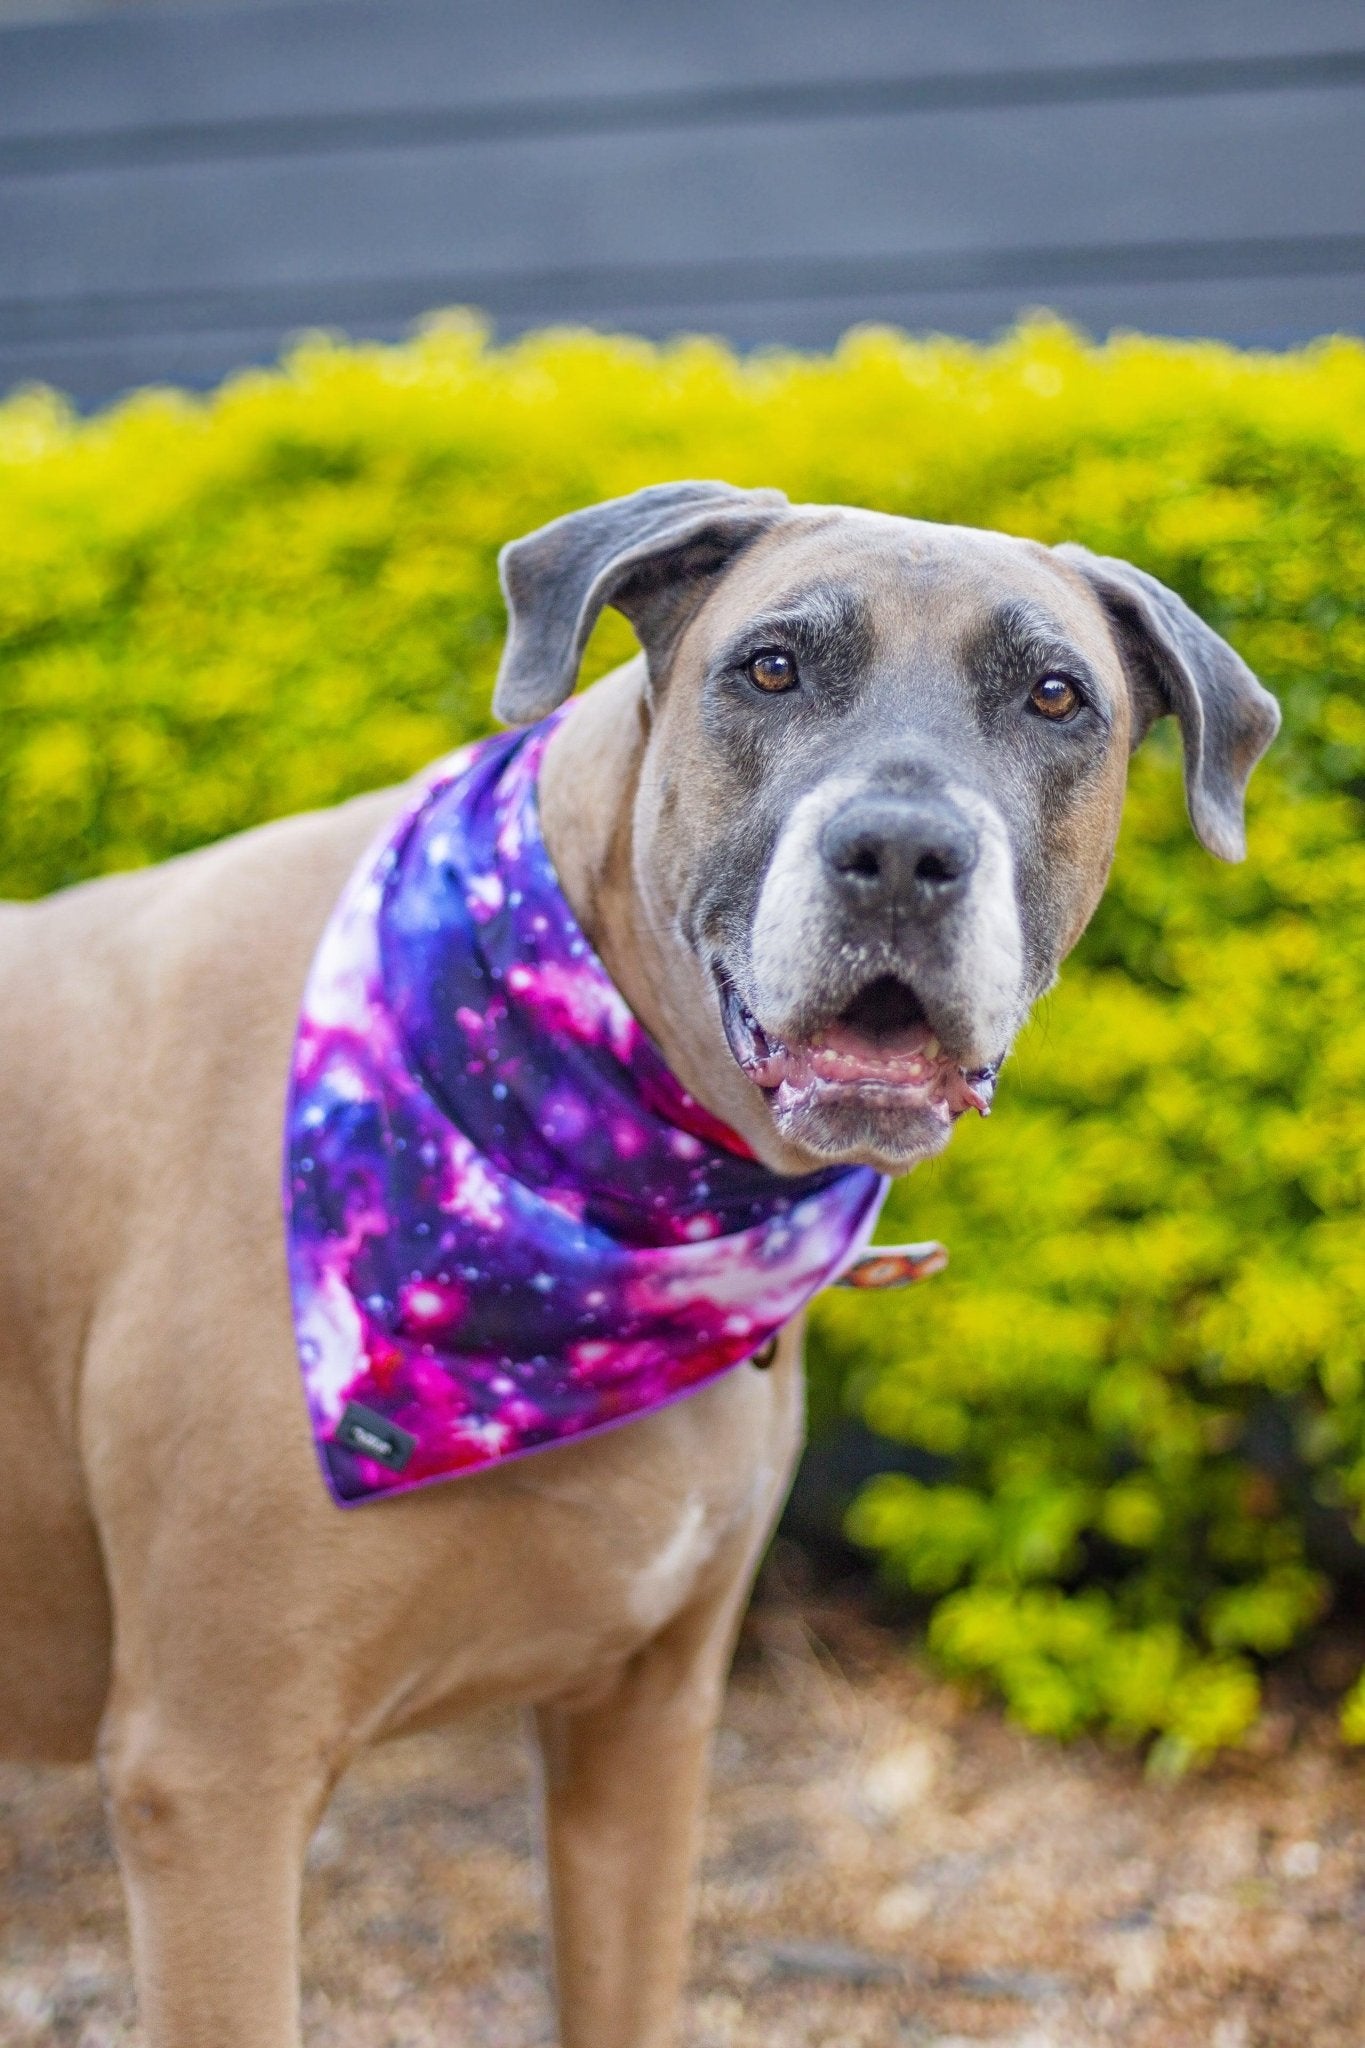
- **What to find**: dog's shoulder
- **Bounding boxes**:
[6,783,403,994]
[0,785,410,1173]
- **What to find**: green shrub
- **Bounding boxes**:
[3,314,1363,1760]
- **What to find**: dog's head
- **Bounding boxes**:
[495,482,1279,1175]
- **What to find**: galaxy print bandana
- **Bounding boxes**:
[283,713,894,1506]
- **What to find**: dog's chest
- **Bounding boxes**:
[620,1491,715,1633]
[377,1354,804,1727]
[515,1370,794,1632]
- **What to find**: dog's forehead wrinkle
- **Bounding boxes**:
[977,596,1078,663]
[744,578,867,635]
[711,580,876,682]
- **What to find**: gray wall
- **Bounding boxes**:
[2,0,1362,402]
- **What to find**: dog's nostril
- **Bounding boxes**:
[915,844,969,887]
[841,840,882,882]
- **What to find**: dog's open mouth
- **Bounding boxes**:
[718,971,997,1124]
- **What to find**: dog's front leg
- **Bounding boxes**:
[533,1545,762,2048]
[98,1687,334,2048]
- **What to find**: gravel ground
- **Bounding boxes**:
[3,1585,1365,2048]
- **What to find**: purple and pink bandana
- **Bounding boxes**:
[283,714,890,1506]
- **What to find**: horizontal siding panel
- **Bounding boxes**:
[4,89,1361,306]
[6,239,1365,349]
[1,0,1362,140]
[6,55,1365,181]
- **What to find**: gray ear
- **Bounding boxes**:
[1055,543,1281,861]
[493,481,789,724]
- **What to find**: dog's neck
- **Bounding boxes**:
[538,661,798,1170]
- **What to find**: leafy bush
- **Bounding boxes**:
[3,314,1363,1761]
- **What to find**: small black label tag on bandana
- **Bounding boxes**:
[334,1401,417,1472]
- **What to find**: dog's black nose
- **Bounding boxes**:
[821,796,979,913]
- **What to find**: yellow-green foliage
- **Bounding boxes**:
[3,314,1364,1759]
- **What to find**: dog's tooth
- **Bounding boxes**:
[923,1036,941,1060]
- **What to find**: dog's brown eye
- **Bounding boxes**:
[1030,674,1081,721]
[746,650,798,693]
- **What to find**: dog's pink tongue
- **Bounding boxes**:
[746,1020,989,1116]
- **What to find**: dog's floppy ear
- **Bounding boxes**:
[493,481,789,724]
[1055,544,1281,861]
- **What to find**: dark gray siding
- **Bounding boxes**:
[2,0,1362,401]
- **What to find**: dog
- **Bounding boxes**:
[0,482,1278,2046]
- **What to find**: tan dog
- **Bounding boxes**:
[0,483,1278,2047]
